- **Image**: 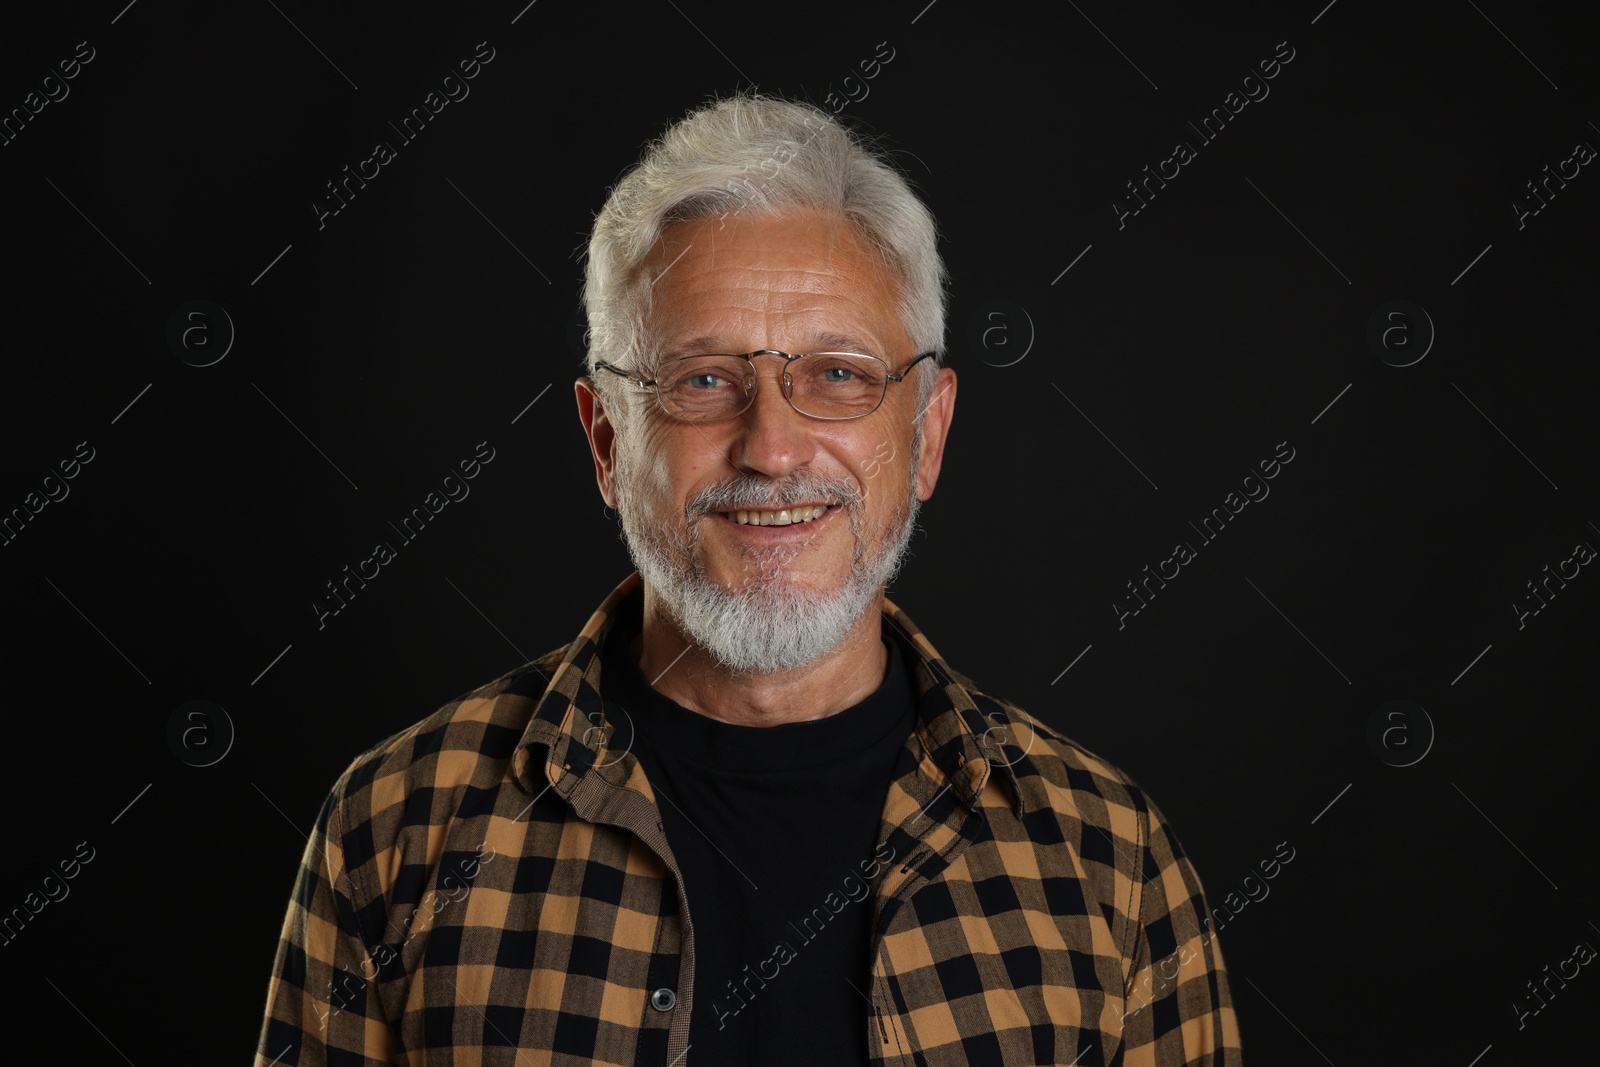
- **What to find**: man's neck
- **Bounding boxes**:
[630,584,891,727]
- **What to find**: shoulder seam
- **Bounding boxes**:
[324,783,377,961]
[1120,783,1149,980]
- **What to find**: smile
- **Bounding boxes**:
[717,504,832,527]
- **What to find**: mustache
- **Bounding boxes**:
[688,472,864,517]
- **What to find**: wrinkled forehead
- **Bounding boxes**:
[638,209,911,362]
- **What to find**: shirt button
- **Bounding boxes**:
[650,987,677,1012]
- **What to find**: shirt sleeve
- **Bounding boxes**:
[254,785,399,1066]
[1116,790,1243,1065]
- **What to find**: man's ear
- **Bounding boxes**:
[913,365,957,501]
[575,377,620,508]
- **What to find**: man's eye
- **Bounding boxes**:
[820,366,858,383]
[686,373,730,390]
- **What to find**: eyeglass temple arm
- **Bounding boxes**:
[593,361,656,388]
[888,352,938,382]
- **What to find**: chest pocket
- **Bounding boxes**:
[384,819,681,1061]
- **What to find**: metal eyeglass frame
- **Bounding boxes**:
[593,349,937,423]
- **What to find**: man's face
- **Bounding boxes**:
[580,208,956,673]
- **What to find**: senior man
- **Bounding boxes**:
[255,93,1241,1066]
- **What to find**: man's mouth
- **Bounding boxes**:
[716,503,833,527]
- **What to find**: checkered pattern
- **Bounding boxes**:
[254,570,1240,1065]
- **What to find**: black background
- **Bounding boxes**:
[2,0,1596,1063]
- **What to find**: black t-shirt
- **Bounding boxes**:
[599,600,917,1067]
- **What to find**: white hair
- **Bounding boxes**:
[581,91,948,414]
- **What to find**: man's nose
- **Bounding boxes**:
[732,358,817,479]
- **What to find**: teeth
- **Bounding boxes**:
[726,504,828,526]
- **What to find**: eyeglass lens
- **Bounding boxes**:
[654,353,888,421]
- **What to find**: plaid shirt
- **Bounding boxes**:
[255,570,1241,1065]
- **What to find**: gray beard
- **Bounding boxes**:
[612,434,923,676]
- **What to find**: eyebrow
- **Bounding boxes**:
[664,331,884,358]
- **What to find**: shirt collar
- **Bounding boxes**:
[510,571,1030,816]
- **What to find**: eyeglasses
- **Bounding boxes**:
[594,350,936,423]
